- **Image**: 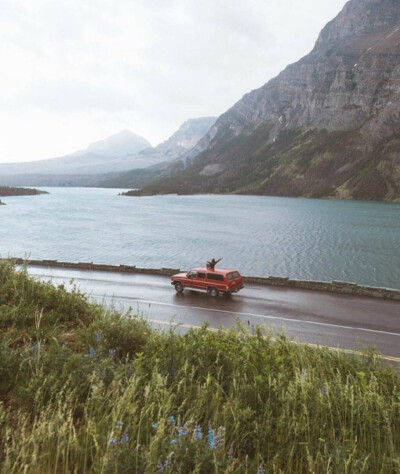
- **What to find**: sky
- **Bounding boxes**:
[0,0,348,163]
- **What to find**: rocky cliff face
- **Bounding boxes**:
[154,117,216,160]
[142,0,400,201]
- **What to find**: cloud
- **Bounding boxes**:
[0,0,348,162]
[4,79,136,114]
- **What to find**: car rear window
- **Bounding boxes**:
[207,273,224,281]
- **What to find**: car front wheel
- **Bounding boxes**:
[209,287,219,297]
[174,282,183,293]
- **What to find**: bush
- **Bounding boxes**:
[0,260,399,473]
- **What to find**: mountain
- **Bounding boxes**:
[0,130,153,185]
[85,130,151,157]
[136,0,400,201]
[95,117,217,188]
[0,118,216,187]
[154,117,217,159]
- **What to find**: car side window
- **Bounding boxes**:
[188,271,196,278]
[197,272,205,278]
[207,273,224,281]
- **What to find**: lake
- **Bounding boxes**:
[1,187,400,289]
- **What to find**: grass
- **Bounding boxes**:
[0,260,399,473]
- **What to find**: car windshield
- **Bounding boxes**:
[228,272,240,279]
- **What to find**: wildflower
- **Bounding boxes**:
[212,426,226,449]
[217,426,226,436]
[170,439,178,445]
[193,424,202,441]
[89,347,96,358]
[157,461,165,472]
[227,443,234,459]
[257,464,266,474]
[109,437,116,445]
[177,426,188,437]
[168,415,176,425]
[116,420,123,428]
[152,423,158,430]
[321,384,328,395]
[208,426,216,449]
[166,451,174,469]
[96,330,102,341]
[109,349,116,356]
[120,432,130,444]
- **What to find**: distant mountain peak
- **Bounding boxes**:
[86,130,151,157]
[154,117,216,158]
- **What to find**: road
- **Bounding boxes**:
[26,265,400,362]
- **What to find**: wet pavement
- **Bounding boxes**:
[26,265,400,362]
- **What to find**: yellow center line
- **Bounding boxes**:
[148,318,400,363]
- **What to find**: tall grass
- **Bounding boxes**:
[0,260,399,473]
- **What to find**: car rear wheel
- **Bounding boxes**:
[209,287,219,297]
[174,282,183,293]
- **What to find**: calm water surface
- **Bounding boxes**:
[1,187,400,289]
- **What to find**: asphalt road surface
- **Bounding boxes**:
[26,265,400,363]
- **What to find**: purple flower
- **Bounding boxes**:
[257,464,266,474]
[193,424,203,441]
[178,426,188,437]
[96,330,102,341]
[89,347,96,358]
[116,421,123,428]
[109,349,116,356]
[152,423,158,430]
[209,425,225,449]
[168,415,176,425]
[120,432,129,444]
[208,426,215,449]
[109,437,116,445]
[166,451,174,469]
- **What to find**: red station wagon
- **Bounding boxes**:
[171,267,244,297]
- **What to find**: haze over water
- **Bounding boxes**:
[1,187,399,290]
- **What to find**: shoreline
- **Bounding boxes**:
[6,257,400,302]
[0,186,49,196]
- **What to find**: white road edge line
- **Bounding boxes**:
[148,318,400,363]
[91,294,400,337]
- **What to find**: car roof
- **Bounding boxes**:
[192,267,239,275]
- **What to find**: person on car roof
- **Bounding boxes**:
[207,257,222,270]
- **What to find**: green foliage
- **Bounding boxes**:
[0,260,399,473]
[133,124,399,202]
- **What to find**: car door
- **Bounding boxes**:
[196,271,207,290]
